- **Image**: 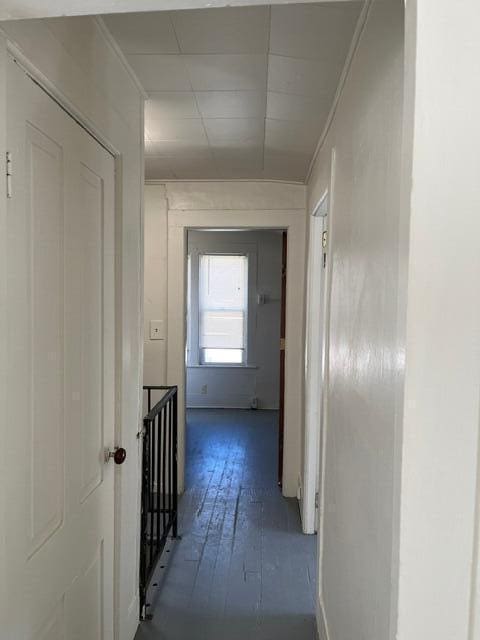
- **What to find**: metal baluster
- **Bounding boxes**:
[172,391,178,538]
[150,415,156,568]
[162,401,168,536]
[168,398,172,528]
[156,409,162,555]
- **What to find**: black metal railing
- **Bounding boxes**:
[140,385,178,620]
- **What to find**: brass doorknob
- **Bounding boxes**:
[105,447,127,465]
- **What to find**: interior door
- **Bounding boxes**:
[4,57,116,639]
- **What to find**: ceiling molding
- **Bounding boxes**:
[94,17,148,99]
[305,0,372,183]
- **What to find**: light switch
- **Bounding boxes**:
[150,320,164,340]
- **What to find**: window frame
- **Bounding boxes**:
[187,242,257,368]
[197,251,248,366]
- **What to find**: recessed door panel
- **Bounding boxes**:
[66,543,104,640]
[78,165,104,503]
[34,598,65,640]
[27,124,65,557]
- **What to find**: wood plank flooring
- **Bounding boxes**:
[135,409,317,640]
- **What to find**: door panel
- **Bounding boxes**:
[27,123,65,558]
[5,57,115,640]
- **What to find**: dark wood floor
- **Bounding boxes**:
[135,408,317,640]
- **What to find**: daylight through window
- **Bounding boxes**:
[199,254,248,365]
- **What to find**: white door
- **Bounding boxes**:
[4,57,116,639]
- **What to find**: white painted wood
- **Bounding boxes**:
[4,57,115,639]
[0,18,145,640]
[166,208,306,498]
[0,33,8,636]
[397,1,480,639]
[307,2,405,638]
[302,212,328,534]
[164,180,306,210]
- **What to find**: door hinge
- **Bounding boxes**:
[322,230,327,268]
[315,491,319,509]
[6,152,12,199]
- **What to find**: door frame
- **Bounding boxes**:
[302,148,336,543]
[278,231,287,488]
[302,195,329,534]
[167,209,307,498]
[0,39,132,639]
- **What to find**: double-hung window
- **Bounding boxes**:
[198,253,248,365]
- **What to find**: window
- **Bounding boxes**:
[198,254,248,365]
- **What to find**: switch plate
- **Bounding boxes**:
[150,320,164,340]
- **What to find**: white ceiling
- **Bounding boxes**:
[0,0,361,22]
[104,2,362,182]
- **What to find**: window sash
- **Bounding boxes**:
[198,253,248,364]
[199,348,245,365]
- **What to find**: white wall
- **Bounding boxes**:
[397,1,480,639]
[0,18,144,640]
[144,184,168,387]
[186,229,282,409]
[307,2,405,638]
[144,180,306,497]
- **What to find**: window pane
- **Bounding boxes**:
[199,254,247,311]
[199,254,248,361]
[202,348,244,364]
[200,310,244,349]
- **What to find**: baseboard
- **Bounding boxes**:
[118,594,139,640]
[186,402,279,410]
[316,595,330,640]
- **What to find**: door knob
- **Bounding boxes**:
[104,447,127,465]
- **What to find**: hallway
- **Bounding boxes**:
[135,409,317,640]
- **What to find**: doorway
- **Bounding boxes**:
[186,230,284,406]
[185,228,286,488]
[165,209,306,500]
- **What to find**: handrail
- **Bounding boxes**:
[143,386,178,422]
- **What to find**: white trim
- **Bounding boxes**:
[167,209,307,497]
[311,190,329,218]
[305,0,372,183]
[187,364,258,370]
[302,212,327,534]
[1,37,121,158]
[146,178,305,186]
[316,595,331,640]
[316,147,336,640]
[0,35,8,634]
[94,17,148,100]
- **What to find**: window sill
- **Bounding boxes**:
[187,364,258,370]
